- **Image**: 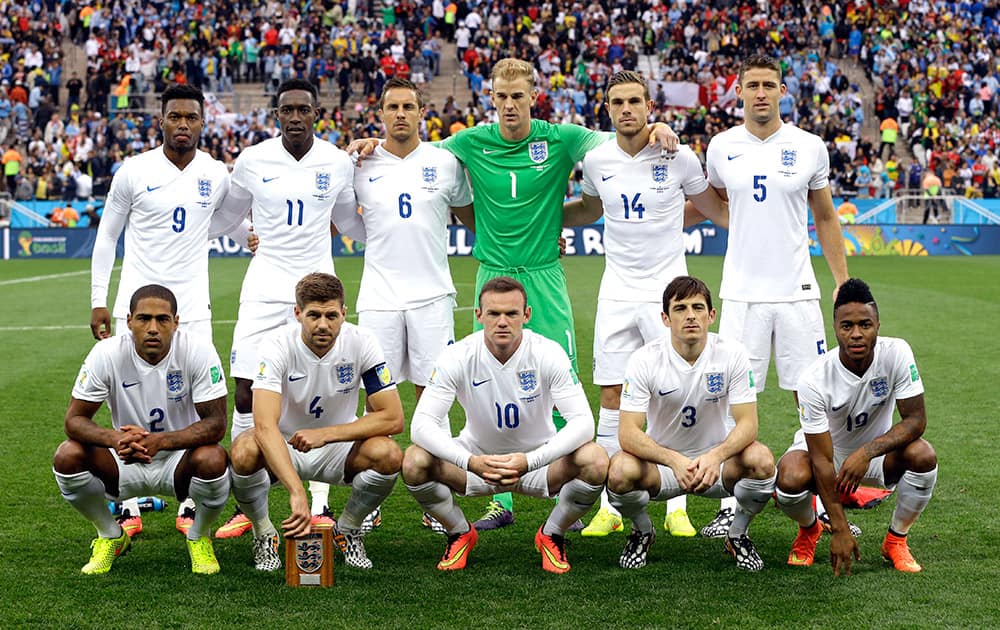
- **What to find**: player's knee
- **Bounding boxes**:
[401,444,433,483]
[776,452,812,493]
[52,439,87,473]
[904,439,937,473]
[189,444,229,479]
[229,431,261,474]
[364,436,403,475]
[743,441,775,479]
[575,442,609,484]
[607,452,640,494]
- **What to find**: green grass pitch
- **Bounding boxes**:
[1,255,998,628]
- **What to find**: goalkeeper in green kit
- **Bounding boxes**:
[352,57,678,529]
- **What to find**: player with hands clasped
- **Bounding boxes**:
[775,278,937,575]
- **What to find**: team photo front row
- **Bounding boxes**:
[53,273,936,578]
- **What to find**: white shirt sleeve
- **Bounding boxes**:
[808,135,830,190]
[727,345,757,406]
[189,341,228,404]
[619,350,652,413]
[410,361,472,470]
[890,339,924,400]
[331,159,365,242]
[72,342,111,403]
[446,158,473,207]
[797,377,830,435]
[580,153,598,197]
[523,350,594,470]
[91,167,132,308]
[251,335,287,395]
[677,147,710,196]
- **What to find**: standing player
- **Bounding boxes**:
[54,285,230,575]
[229,273,403,571]
[565,70,729,537]
[218,78,362,538]
[89,84,244,537]
[608,276,776,571]
[702,54,849,537]
[403,277,608,573]
[775,278,937,574]
[352,77,474,534]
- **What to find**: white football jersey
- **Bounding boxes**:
[231,137,355,303]
[620,333,757,457]
[417,330,589,470]
[72,330,227,434]
[252,321,395,438]
[706,123,829,302]
[582,143,708,302]
[797,337,924,454]
[95,147,230,321]
[353,142,472,310]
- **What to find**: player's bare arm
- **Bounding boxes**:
[689,401,758,492]
[450,203,475,230]
[808,185,849,298]
[838,394,927,495]
[805,430,860,576]
[128,396,227,463]
[288,387,403,453]
[619,409,694,485]
[686,187,729,229]
[562,193,604,227]
[65,398,136,450]
[252,389,311,536]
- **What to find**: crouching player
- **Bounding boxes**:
[229,273,403,571]
[775,278,937,574]
[54,285,230,574]
[608,276,776,571]
[403,277,608,574]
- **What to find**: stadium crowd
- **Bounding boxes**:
[2,1,1000,213]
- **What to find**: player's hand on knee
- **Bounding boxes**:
[688,455,721,493]
[283,493,312,538]
[836,451,870,495]
[288,429,325,452]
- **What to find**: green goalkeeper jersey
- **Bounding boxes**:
[441,120,606,269]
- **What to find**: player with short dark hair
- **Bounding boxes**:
[55,285,230,575]
[775,278,938,574]
[609,276,775,571]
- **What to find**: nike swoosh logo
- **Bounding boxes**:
[540,545,569,570]
[122,381,140,388]
[438,541,472,568]
[146,185,162,192]
[788,552,811,565]
[288,375,307,382]
[831,404,847,411]
[601,174,615,181]
[658,388,678,396]
[482,148,493,154]
[262,176,280,183]
[368,176,384,182]
[727,154,743,161]
[472,379,491,387]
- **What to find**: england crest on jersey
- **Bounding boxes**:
[422,166,437,184]
[781,149,797,167]
[167,370,184,394]
[518,369,538,392]
[870,376,889,398]
[652,164,668,183]
[198,178,212,198]
[705,372,724,395]
[528,141,548,163]
[336,363,355,385]
[315,171,331,192]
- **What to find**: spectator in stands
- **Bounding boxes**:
[921,170,944,224]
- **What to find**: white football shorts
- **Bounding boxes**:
[229,301,296,380]
[593,299,665,386]
[358,296,455,387]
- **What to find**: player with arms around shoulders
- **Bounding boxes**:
[54,285,230,575]
[217,78,364,539]
[564,70,729,538]
[701,54,850,538]
[775,278,937,575]
[90,84,247,536]
[608,276,776,571]
[403,277,608,574]
[229,273,404,571]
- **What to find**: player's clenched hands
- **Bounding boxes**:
[283,491,312,538]
[836,449,870,496]
[115,425,150,463]
[469,453,527,487]
[345,138,380,166]
[829,530,860,577]
[288,429,326,453]
[686,453,722,493]
[670,455,697,491]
